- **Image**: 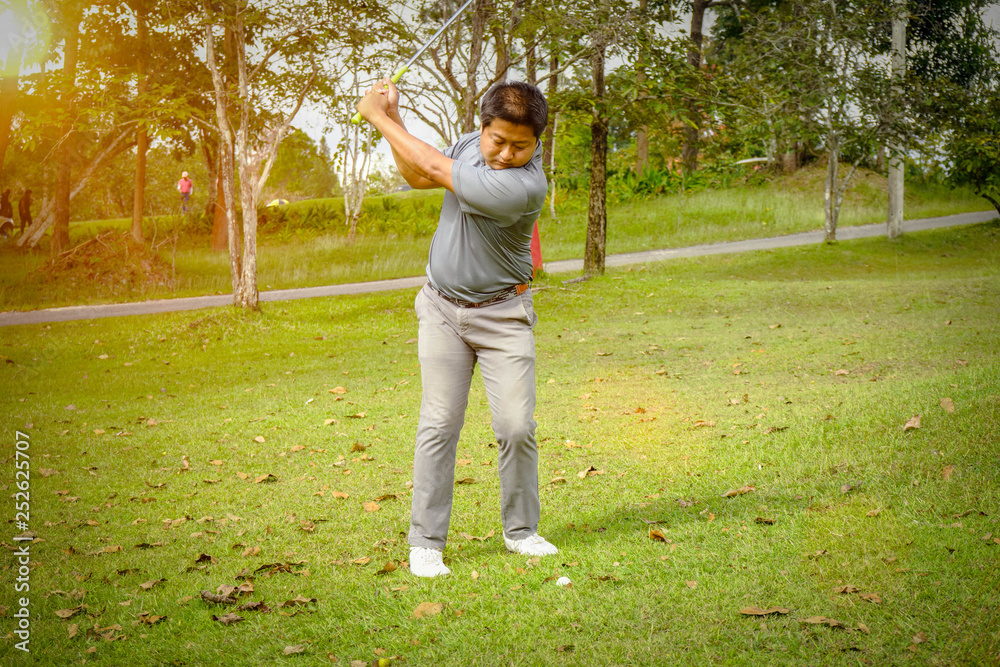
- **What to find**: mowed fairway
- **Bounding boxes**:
[2,222,998,666]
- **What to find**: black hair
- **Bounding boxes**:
[479,80,548,139]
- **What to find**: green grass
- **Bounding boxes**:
[0,163,991,312]
[2,221,998,665]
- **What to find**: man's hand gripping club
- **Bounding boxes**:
[356,79,454,192]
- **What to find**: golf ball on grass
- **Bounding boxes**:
[556,576,572,587]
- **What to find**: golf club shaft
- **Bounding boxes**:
[351,0,476,125]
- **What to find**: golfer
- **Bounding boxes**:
[356,79,556,577]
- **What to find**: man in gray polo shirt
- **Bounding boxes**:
[357,78,556,577]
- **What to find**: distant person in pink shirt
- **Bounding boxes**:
[177,171,193,213]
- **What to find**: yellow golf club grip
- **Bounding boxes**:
[350,66,409,125]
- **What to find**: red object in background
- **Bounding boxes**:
[531,221,543,277]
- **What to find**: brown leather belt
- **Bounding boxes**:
[432,283,529,308]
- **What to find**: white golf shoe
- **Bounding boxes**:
[409,546,451,577]
[503,533,558,556]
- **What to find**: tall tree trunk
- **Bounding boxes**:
[204,4,242,294]
[233,16,259,310]
[824,137,838,243]
[583,42,607,277]
[210,149,229,251]
[52,5,82,257]
[542,54,558,169]
[460,0,489,132]
[130,1,149,243]
[635,0,649,176]
[543,54,558,216]
[682,0,708,173]
[132,127,148,242]
[886,0,906,239]
[0,0,27,180]
[200,128,219,217]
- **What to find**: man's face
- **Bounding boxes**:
[480,119,537,170]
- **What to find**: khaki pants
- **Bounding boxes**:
[408,284,540,550]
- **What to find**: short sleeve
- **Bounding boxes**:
[451,162,532,227]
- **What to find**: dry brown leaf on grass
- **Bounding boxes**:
[834,585,860,594]
[693,420,716,428]
[455,478,476,485]
[200,590,236,604]
[376,561,398,575]
[363,501,381,513]
[54,605,86,619]
[255,473,279,484]
[139,579,165,590]
[940,397,956,413]
[739,606,789,616]
[649,529,667,542]
[722,485,755,498]
[279,595,317,608]
[212,612,243,625]
[413,602,444,618]
[136,612,167,626]
[903,415,922,431]
[283,644,307,655]
[942,465,955,481]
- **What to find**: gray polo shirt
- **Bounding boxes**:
[425,131,547,303]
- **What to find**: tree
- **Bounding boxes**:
[562,0,651,275]
[129,0,150,242]
[582,10,608,277]
[202,0,387,309]
[715,0,889,241]
[50,0,84,256]
[323,27,393,243]
[941,79,1000,215]
[680,0,743,173]
[902,0,999,213]
[392,0,525,145]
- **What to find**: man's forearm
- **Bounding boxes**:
[369,111,453,191]
[384,111,435,189]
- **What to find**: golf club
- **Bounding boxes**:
[351,0,476,124]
